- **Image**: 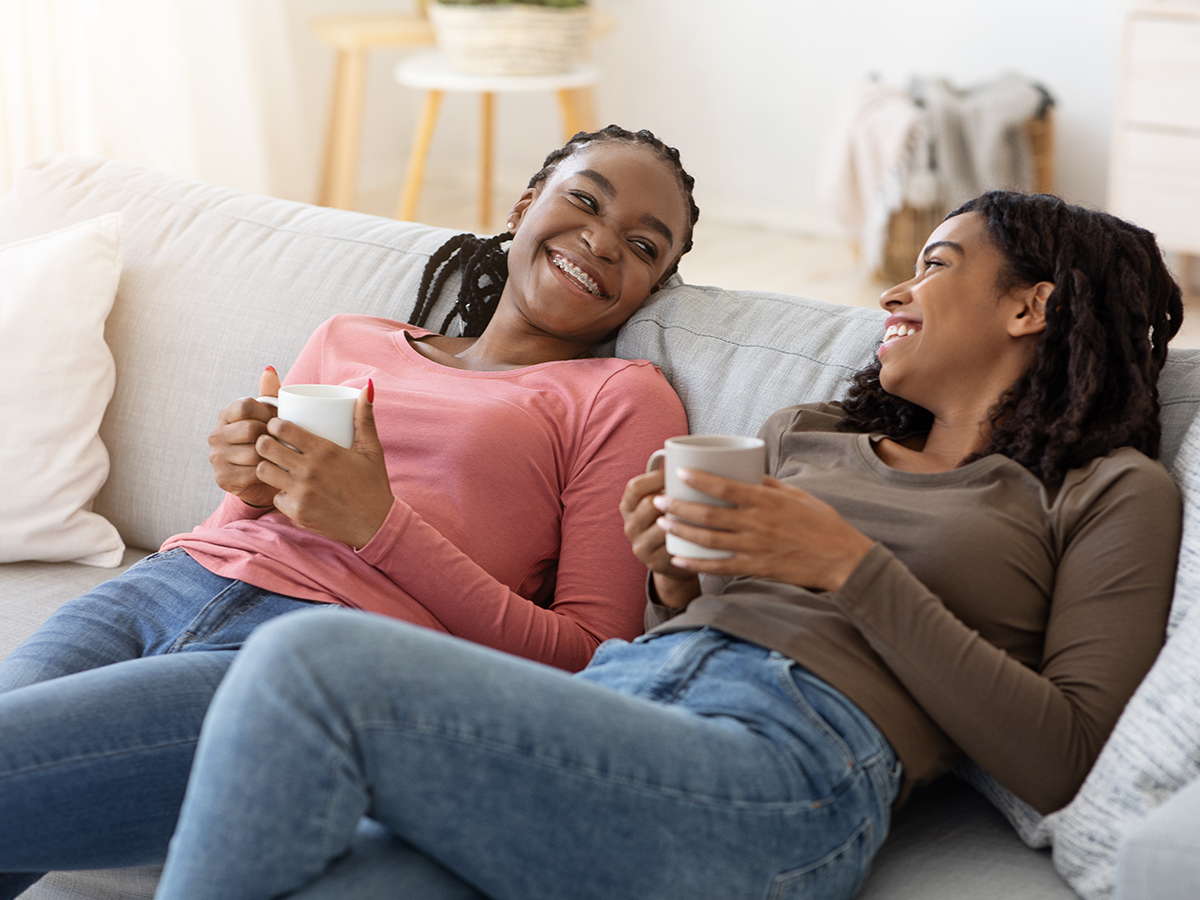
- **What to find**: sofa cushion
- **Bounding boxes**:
[0,549,149,661]
[0,214,125,567]
[0,156,469,553]
[858,777,1075,899]
[1157,349,1200,471]
[615,283,885,436]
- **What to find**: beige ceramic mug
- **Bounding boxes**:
[646,435,766,559]
[257,384,361,449]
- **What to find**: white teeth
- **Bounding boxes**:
[884,323,919,340]
[552,255,602,296]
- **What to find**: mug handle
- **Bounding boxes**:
[256,396,279,408]
[646,448,666,474]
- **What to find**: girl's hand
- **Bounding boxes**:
[619,469,701,609]
[652,470,874,593]
[254,381,395,549]
[208,367,283,509]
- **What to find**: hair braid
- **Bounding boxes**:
[838,191,1183,487]
[410,232,514,338]
[410,125,700,339]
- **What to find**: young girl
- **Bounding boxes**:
[150,191,1183,900]
[0,126,699,897]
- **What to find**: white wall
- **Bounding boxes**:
[281,0,1132,233]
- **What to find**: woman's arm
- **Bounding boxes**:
[354,365,688,672]
[827,457,1178,813]
[653,453,1180,814]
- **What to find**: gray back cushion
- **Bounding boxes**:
[0,156,466,551]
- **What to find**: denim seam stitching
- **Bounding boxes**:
[0,738,197,779]
[351,720,817,812]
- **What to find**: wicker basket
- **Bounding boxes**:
[428,3,591,77]
[877,109,1057,285]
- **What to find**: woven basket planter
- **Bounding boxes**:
[877,109,1057,286]
[429,3,591,76]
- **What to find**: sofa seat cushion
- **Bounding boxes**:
[20,866,160,900]
[0,548,150,661]
[859,777,1075,899]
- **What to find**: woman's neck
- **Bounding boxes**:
[873,412,991,474]
[405,329,592,372]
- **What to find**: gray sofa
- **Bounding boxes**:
[4,155,1197,900]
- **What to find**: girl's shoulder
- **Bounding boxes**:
[758,401,848,440]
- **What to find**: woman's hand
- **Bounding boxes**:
[208,367,283,509]
[254,381,395,550]
[619,469,702,609]
[652,470,875,593]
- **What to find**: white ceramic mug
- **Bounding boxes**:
[646,435,766,559]
[257,384,361,449]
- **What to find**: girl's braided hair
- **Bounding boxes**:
[410,125,700,338]
[837,191,1183,486]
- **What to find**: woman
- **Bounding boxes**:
[0,126,699,896]
[154,193,1181,900]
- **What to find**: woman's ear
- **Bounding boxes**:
[1009,281,1054,338]
[506,189,537,234]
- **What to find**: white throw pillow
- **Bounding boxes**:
[0,214,125,566]
[957,412,1200,899]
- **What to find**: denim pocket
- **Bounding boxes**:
[767,817,873,900]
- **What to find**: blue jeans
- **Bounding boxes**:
[156,610,902,900]
[0,548,323,893]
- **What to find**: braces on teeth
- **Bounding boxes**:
[553,256,602,296]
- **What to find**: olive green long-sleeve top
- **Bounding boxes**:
[646,403,1181,813]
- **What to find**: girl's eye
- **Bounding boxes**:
[632,239,659,260]
[570,191,597,212]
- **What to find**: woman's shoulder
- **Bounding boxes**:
[1056,445,1180,514]
[578,355,675,389]
[319,314,428,335]
[758,401,848,440]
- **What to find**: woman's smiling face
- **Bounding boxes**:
[501,141,691,346]
[875,211,1032,410]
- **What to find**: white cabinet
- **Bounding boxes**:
[1109,1,1200,289]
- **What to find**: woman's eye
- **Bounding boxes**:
[570,191,597,212]
[632,239,659,260]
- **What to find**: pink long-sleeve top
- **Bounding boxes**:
[164,315,687,672]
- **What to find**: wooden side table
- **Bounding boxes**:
[394,52,599,230]
[310,9,614,214]
[310,14,436,211]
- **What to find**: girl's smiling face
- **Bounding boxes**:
[875,211,1046,414]
[500,141,691,347]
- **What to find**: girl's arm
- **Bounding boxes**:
[355,365,688,672]
[826,456,1178,813]
[655,452,1179,813]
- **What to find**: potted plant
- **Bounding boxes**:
[427,0,592,77]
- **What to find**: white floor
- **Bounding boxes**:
[359,180,1200,350]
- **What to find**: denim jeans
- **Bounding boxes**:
[0,548,323,891]
[156,610,902,900]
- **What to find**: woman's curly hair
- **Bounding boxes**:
[838,191,1184,486]
[410,125,699,338]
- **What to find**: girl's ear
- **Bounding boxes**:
[506,188,537,234]
[1009,281,1054,338]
